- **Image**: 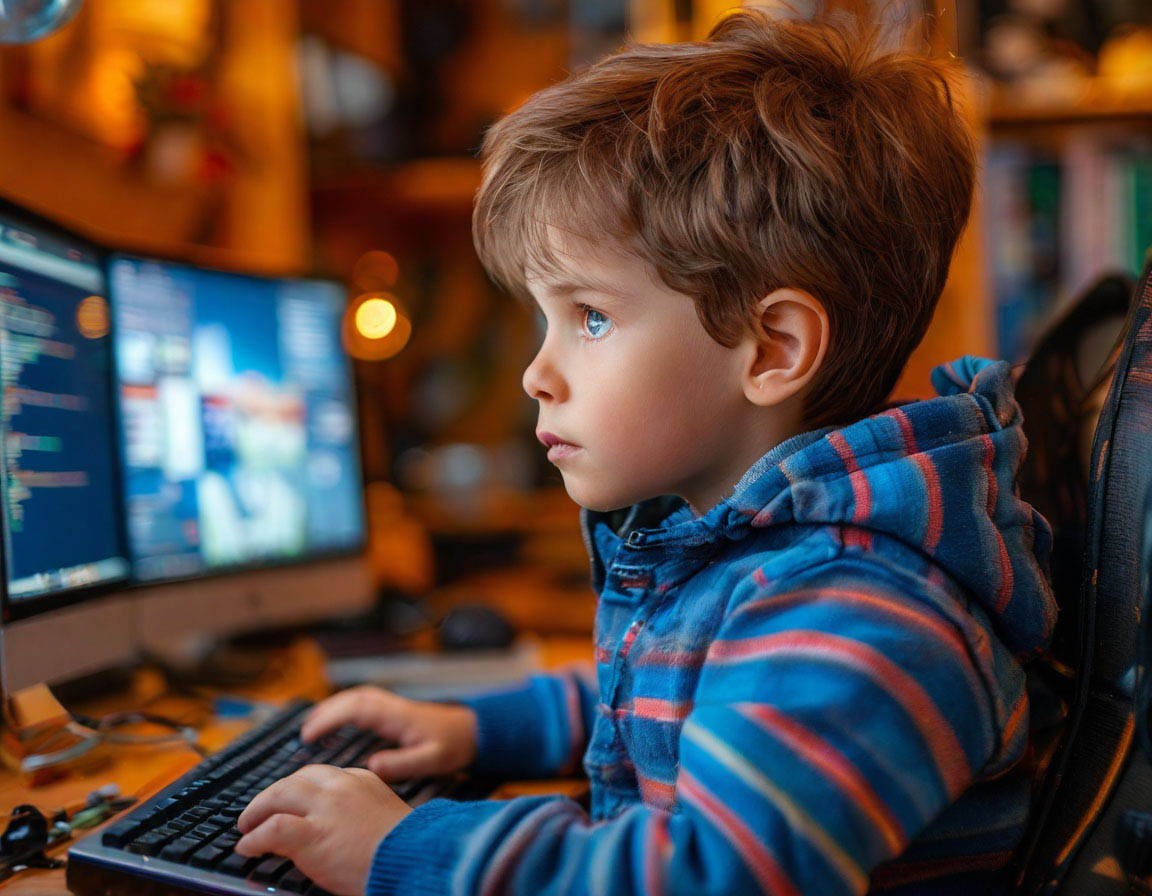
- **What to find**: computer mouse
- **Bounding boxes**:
[437,604,517,652]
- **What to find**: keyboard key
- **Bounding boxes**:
[126,832,167,856]
[154,822,186,839]
[159,836,202,863]
[218,851,260,877]
[349,737,391,768]
[250,855,293,883]
[149,797,182,820]
[394,777,433,801]
[277,867,311,892]
[173,808,208,827]
[189,844,228,869]
[101,822,141,848]
[331,731,378,767]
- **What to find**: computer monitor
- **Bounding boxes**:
[107,254,372,659]
[0,203,137,690]
[0,200,374,693]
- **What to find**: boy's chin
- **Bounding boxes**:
[562,477,643,514]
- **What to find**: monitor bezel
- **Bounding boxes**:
[105,251,370,592]
[0,196,133,624]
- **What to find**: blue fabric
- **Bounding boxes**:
[368,356,1056,896]
[467,674,598,778]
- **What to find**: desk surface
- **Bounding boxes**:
[1,636,590,895]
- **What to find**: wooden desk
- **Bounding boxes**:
[0,635,591,895]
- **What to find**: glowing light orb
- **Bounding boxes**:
[76,295,110,339]
[355,297,398,340]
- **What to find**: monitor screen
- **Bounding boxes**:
[109,255,366,583]
[0,211,130,606]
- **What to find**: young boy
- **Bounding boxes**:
[235,9,1057,895]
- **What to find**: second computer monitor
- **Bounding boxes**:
[0,208,129,608]
[108,255,365,583]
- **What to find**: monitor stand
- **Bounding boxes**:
[2,556,374,697]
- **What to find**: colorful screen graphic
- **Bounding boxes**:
[109,256,365,582]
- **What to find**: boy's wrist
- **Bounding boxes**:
[461,678,574,778]
[441,703,480,769]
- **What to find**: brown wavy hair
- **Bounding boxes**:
[472,8,977,428]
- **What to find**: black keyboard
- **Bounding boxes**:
[67,699,474,895]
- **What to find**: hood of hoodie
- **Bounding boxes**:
[583,356,1057,659]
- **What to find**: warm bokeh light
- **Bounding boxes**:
[76,295,110,339]
[355,296,398,339]
[344,292,411,361]
[352,250,400,292]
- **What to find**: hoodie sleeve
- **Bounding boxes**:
[368,569,1011,896]
[460,663,598,779]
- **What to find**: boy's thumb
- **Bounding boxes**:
[367,742,441,781]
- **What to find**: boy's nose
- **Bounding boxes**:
[522,347,566,403]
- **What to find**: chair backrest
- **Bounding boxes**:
[1016,273,1133,661]
[1014,256,1152,894]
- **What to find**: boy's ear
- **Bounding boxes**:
[741,288,829,408]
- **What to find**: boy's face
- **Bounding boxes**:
[523,235,764,514]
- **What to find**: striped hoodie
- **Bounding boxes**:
[369,356,1057,896]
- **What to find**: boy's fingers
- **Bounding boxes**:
[235,813,311,858]
[366,742,442,781]
[299,690,371,742]
[237,775,316,833]
[300,689,406,743]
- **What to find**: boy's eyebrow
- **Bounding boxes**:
[537,278,630,303]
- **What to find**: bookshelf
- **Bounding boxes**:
[980,80,1152,364]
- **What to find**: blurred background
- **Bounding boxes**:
[0,0,1149,639]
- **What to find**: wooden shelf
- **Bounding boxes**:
[0,106,210,252]
[313,157,481,215]
[989,79,1152,129]
[0,108,312,275]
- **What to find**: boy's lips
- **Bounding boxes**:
[536,430,579,448]
[537,430,582,463]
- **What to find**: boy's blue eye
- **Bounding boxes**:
[582,308,612,340]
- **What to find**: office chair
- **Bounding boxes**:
[1016,272,1134,654]
[1012,255,1152,894]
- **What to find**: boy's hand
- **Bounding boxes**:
[300,685,479,780]
[235,764,410,895]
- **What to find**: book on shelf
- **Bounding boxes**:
[983,136,1152,361]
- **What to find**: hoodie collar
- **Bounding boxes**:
[582,357,1057,657]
